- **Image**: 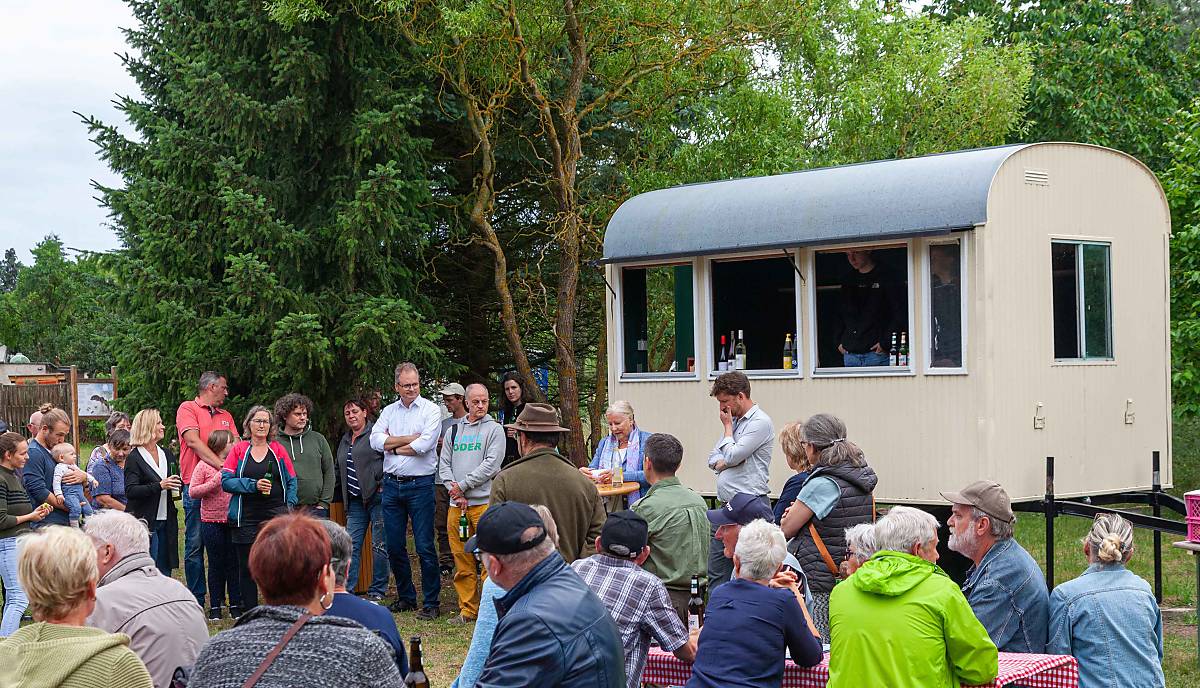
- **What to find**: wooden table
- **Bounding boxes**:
[642,648,1079,687]
[1172,540,1200,666]
[597,481,639,511]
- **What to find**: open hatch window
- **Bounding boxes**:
[709,255,799,373]
[620,264,695,374]
[813,246,910,370]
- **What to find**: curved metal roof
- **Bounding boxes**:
[603,144,1029,263]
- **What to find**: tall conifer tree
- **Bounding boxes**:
[85,0,445,425]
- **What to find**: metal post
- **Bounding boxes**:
[1153,450,1163,604]
[1045,456,1055,590]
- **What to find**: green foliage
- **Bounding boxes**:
[0,248,20,293]
[84,0,448,431]
[1163,98,1200,415]
[0,237,122,373]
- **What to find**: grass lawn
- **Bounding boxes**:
[38,429,1200,684]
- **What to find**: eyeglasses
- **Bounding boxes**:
[250,419,271,425]
[398,383,420,390]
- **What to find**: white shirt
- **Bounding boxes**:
[137,446,169,521]
[370,395,442,477]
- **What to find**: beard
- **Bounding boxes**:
[948,525,978,558]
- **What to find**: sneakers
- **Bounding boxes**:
[363,592,386,603]
[389,599,417,613]
[207,607,222,622]
[229,605,244,619]
[447,614,476,625]
[416,606,440,621]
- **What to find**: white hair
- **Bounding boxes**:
[874,506,939,553]
[844,522,878,561]
[734,519,787,581]
[84,509,151,558]
[605,400,635,422]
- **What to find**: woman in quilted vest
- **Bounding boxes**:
[780,413,878,642]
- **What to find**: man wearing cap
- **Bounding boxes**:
[467,502,624,688]
[572,511,697,688]
[707,493,813,607]
[435,382,468,575]
[489,403,605,563]
[438,383,505,623]
[706,371,774,588]
[942,480,1049,653]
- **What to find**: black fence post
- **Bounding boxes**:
[1153,450,1163,604]
[1045,456,1055,591]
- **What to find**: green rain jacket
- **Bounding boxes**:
[828,551,998,688]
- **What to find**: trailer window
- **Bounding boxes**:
[1052,241,1112,360]
[813,246,910,369]
[621,264,695,373]
[928,241,963,368]
[710,256,798,372]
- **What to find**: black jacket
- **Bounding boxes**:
[836,265,905,353]
[124,446,179,568]
[336,427,384,506]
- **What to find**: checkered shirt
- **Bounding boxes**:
[573,553,689,688]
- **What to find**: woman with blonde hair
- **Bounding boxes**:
[124,409,181,576]
[581,400,654,502]
[772,422,811,523]
[0,526,152,687]
[1048,513,1164,688]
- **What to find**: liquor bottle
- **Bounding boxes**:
[889,332,899,367]
[782,334,793,370]
[899,331,909,367]
[611,461,624,488]
[636,328,648,373]
[735,329,747,370]
[791,333,799,367]
[687,574,705,632]
[717,335,728,372]
[727,330,738,370]
[404,636,429,687]
[458,512,470,541]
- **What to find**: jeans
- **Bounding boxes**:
[0,537,27,636]
[842,351,891,367]
[182,485,206,606]
[346,491,391,596]
[200,522,240,610]
[148,519,172,577]
[382,474,440,609]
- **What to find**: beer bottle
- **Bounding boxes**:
[458,512,470,541]
[687,575,705,632]
[404,636,429,687]
[899,331,909,367]
[782,334,793,370]
[889,332,899,366]
[735,329,747,370]
[717,335,728,372]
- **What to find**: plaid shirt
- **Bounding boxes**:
[572,553,689,688]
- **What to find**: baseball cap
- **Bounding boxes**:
[599,511,648,558]
[463,501,547,555]
[440,382,466,397]
[940,480,1015,524]
[707,493,775,526]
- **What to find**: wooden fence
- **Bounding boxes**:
[0,383,71,438]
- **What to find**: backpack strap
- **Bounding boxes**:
[241,612,311,688]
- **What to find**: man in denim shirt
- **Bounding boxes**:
[942,480,1048,653]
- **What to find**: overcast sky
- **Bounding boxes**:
[1,1,137,263]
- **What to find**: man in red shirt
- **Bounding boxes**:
[176,371,239,610]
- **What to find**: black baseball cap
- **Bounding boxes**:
[707,493,775,526]
[599,510,648,558]
[463,501,547,555]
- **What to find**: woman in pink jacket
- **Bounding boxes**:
[188,429,241,621]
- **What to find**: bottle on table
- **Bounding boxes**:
[717,335,728,372]
[611,461,624,488]
[898,331,909,367]
[889,332,899,366]
[404,636,429,687]
[735,329,747,370]
[458,512,470,541]
[687,574,705,632]
[782,334,793,370]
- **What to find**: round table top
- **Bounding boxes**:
[596,482,639,498]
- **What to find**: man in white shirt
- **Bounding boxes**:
[370,362,444,618]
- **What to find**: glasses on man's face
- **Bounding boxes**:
[399,383,420,390]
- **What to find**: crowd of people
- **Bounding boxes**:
[0,367,1170,687]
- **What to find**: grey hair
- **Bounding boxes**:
[104,412,131,434]
[844,522,878,561]
[605,400,635,423]
[394,362,419,384]
[1085,513,1134,564]
[733,519,787,582]
[489,525,555,571]
[197,371,225,395]
[801,413,865,468]
[970,507,1015,540]
[84,509,150,558]
[319,520,354,587]
[874,506,939,553]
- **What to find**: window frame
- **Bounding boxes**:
[806,238,916,378]
[613,258,702,382]
[1050,237,1115,365]
[703,248,805,380]
[922,235,969,376]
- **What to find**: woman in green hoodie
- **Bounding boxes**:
[0,525,152,688]
[828,506,997,688]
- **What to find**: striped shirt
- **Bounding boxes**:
[0,465,34,539]
[572,553,689,688]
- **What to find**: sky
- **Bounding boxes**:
[1,1,138,263]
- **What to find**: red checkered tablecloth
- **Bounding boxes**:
[641,648,1078,687]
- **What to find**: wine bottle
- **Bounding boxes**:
[458,512,470,541]
[687,574,705,632]
[782,334,793,370]
[899,331,909,367]
[404,637,429,687]
[889,332,899,367]
[735,329,747,370]
[727,330,737,370]
[717,335,728,372]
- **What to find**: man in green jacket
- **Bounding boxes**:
[828,506,997,688]
[274,393,335,517]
